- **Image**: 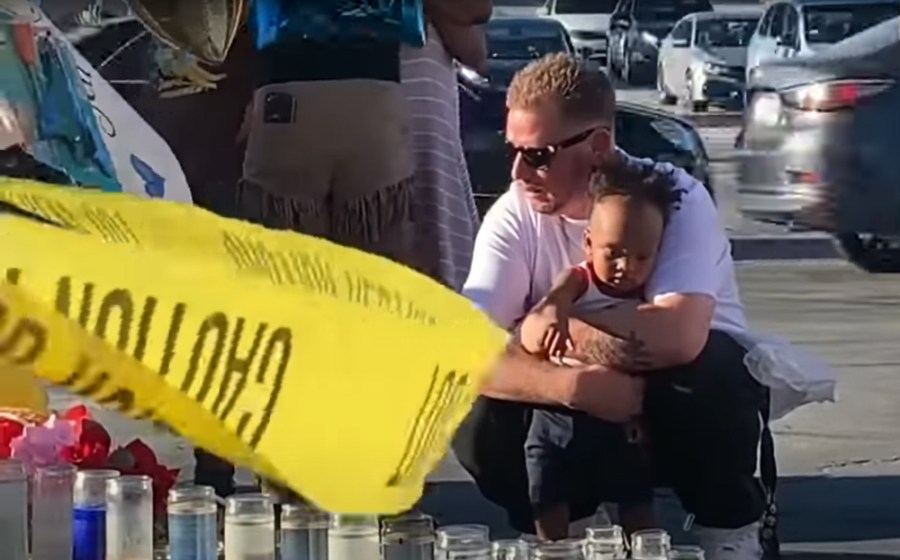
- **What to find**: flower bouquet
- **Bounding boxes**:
[0,404,179,546]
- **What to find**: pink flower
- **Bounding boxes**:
[10,415,79,471]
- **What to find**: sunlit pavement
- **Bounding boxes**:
[47,259,900,557]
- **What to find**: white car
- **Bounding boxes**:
[657,11,759,111]
[745,0,899,86]
[537,0,618,61]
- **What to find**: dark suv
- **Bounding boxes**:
[607,0,713,84]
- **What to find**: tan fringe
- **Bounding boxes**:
[332,176,413,244]
[235,177,413,245]
[235,178,323,232]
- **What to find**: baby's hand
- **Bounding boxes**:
[519,305,572,358]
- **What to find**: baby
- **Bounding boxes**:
[519,159,684,540]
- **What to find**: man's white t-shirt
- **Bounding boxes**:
[462,157,748,334]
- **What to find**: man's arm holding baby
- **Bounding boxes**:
[464,199,643,422]
[567,294,715,370]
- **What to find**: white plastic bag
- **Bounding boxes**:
[731,330,837,421]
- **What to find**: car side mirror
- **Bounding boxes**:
[671,38,689,48]
[536,6,550,16]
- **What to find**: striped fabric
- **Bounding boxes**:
[400,25,480,291]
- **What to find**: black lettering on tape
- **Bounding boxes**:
[387,367,469,486]
[15,193,78,230]
[133,297,157,361]
[54,277,97,329]
[84,207,137,244]
[344,272,436,326]
[221,232,339,296]
[292,251,337,296]
[222,232,253,270]
[210,319,268,415]
[61,356,88,387]
[183,313,228,395]
[62,355,148,419]
[236,327,291,449]
[406,373,468,483]
[94,289,133,351]
[97,387,136,413]
[159,303,186,377]
[5,268,21,285]
[76,370,111,397]
[0,308,48,366]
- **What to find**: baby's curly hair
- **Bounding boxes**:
[590,158,685,223]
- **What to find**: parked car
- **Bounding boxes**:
[459,17,575,89]
[745,0,899,86]
[737,16,900,272]
[536,0,618,62]
[607,0,713,85]
[657,11,759,111]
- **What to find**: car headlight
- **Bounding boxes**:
[639,31,659,46]
[702,61,728,75]
[458,65,489,88]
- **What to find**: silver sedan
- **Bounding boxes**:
[656,11,759,111]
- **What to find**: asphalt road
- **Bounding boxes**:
[45,259,900,557]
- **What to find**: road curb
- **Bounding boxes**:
[730,235,839,261]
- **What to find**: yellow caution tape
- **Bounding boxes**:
[0,179,506,513]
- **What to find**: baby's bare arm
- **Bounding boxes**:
[534,266,590,314]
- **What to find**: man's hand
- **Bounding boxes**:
[566,365,644,422]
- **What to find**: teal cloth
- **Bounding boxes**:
[249,0,426,50]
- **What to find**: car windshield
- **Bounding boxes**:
[695,17,759,48]
[635,0,713,21]
[553,0,617,13]
[803,3,899,44]
[486,27,568,59]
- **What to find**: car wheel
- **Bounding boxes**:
[833,233,900,273]
[657,65,676,105]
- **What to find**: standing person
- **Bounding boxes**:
[452,53,775,560]
[237,0,417,263]
[400,0,490,289]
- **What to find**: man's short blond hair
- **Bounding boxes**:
[507,53,616,125]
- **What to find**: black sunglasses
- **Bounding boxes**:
[506,126,604,169]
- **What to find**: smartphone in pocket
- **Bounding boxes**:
[263,92,295,124]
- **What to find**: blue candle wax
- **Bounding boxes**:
[169,507,218,560]
[73,505,106,560]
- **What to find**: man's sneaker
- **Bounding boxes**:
[695,522,763,560]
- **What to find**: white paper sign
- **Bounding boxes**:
[2,0,192,203]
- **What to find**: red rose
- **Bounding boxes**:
[60,406,112,469]
[0,417,25,459]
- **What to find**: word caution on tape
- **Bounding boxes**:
[0,178,507,513]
